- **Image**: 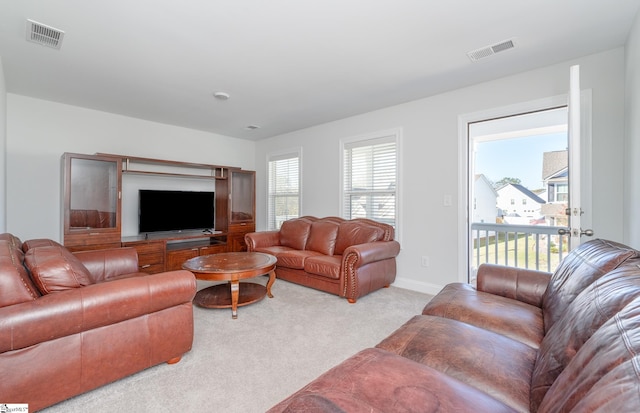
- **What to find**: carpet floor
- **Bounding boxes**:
[40,278,432,413]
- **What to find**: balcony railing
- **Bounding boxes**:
[471,222,569,273]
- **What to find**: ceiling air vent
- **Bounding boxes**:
[467,39,515,62]
[26,19,65,49]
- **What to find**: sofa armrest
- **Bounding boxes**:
[245,231,280,251]
[342,240,401,267]
[476,263,551,308]
[0,270,196,353]
[73,247,140,282]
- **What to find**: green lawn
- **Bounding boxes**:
[473,233,567,272]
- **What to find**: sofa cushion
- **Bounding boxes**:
[537,296,640,413]
[376,314,536,412]
[279,218,312,250]
[304,255,342,279]
[22,238,64,252]
[267,348,517,413]
[530,259,640,411]
[334,222,385,255]
[25,246,93,294]
[305,221,339,255]
[0,240,40,307]
[69,209,115,228]
[422,282,544,348]
[542,238,639,332]
[254,245,296,256]
[276,250,323,270]
[0,233,23,250]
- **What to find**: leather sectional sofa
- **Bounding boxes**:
[0,233,196,411]
[245,216,400,303]
[267,238,640,412]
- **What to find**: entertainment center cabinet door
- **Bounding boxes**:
[122,240,166,274]
[228,223,255,252]
[227,169,255,252]
[166,248,200,271]
[166,242,228,271]
[62,153,122,251]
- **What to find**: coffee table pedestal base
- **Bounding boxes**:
[194,282,270,319]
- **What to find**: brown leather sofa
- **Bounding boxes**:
[245,216,400,303]
[0,233,196,411]
[267,238,640,412]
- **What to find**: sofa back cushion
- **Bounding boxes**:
[541,238,639,332]
[24,245,93,294]
[0,238,41,307]
[531,259,640,411]
[334,222,386,255]
[536,296,640,413]
[22,238,64,252]
[70,209,115,228]
[279,218,313,250]
[305,221,340,255]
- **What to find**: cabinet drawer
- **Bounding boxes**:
[138,263,166,274]
[199,244,227,255]
[122,240,166,273]
[229,222,255,233]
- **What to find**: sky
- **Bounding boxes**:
[474,132,567,190]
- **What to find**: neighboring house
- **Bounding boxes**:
[541,150,569,226]
[496,183,546,225]
[472,174,498,223]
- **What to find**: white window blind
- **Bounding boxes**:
[268,152,300,230]
[343,135,397,228]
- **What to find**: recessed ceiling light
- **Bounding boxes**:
[213,91,230,100]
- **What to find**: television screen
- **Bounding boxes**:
[138,189,215,233]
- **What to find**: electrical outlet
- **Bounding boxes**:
[421,256,430,267]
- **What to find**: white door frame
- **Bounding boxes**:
[457,92,592,283]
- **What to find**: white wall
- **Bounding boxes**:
[4,46,631,294]
[256,48,626,294]
[6,95,255,240]
[625,11,640,249]
[0,58,6,232]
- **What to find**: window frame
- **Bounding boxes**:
[340,128,401,240]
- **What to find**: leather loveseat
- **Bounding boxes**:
[268,238,640,412]
[0,233,196,411]
[245,216,400,303]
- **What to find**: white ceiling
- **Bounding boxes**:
[1,1,639,141]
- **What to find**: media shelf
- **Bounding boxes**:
[122,232,228,273]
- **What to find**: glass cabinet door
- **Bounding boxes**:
[63,153,122,249]
[230,170,255,223]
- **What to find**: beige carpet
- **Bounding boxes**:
[40,278,432,413]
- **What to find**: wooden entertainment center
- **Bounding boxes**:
[62,152,255,273]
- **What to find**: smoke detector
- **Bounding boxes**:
[26,19,65,49]
[213,91,230,100]
[467,39,515,62]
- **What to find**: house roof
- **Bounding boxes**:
[500,183,547,204]
[474,174,498,196]
[1,2,639,141]
[542,150,568,180]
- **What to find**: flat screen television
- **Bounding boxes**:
[138,189,215,233]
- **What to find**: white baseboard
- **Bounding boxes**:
[391,276,445,296]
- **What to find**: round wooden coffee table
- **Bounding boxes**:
[182,252,277,319]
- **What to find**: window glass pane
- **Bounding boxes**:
[343,135,397,228]
[268,153,300,230]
